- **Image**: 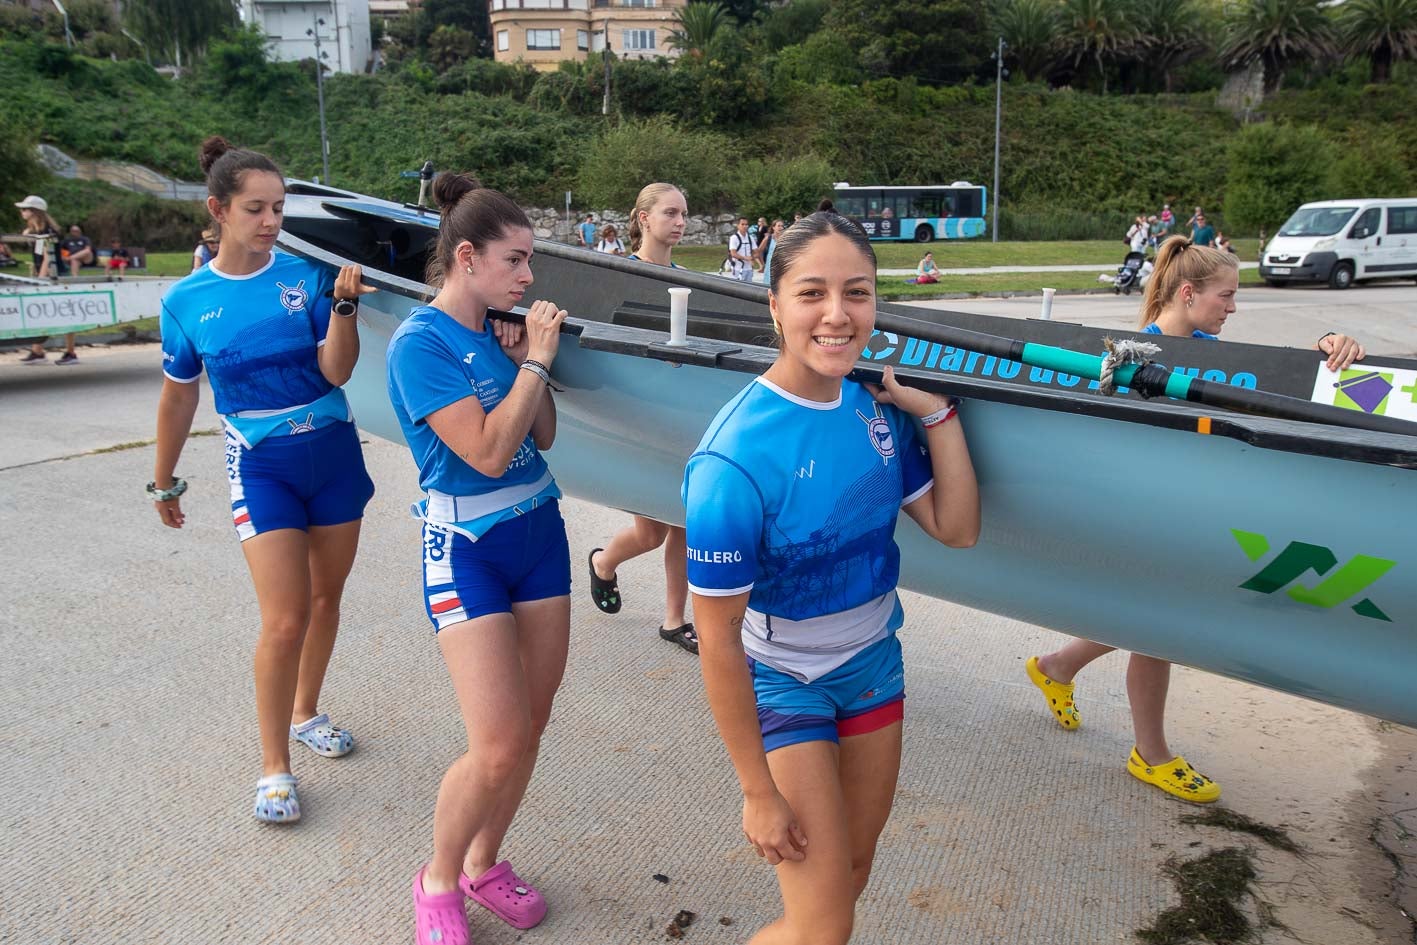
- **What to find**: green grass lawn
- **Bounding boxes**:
[879,267,1265,299]
[672,238,1258,274]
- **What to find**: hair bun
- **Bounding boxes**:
[432,172,483,210]
[199,136,232,176]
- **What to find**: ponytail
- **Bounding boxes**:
[426,171,530,288]
[627,182,683,254]
[1138,238,1238,329]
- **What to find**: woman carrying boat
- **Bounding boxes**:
[1025,237,1366,803]
[386,171,570,945]
[588,182,699,654]
[685,212,980,945]
[151,137,375,823]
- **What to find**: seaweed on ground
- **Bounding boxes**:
[1136,846,1260,945]
[1179,808,1303,855]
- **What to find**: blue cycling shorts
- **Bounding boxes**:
[749,634,906,752]
[421,499,572,632]
[224,420,374,542]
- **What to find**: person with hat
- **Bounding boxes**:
[15,196,78,365]
[192,227,219,271]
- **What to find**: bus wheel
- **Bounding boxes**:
[914,224,934,243]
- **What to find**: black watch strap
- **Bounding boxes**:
[333,297,358,317]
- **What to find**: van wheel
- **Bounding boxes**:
[1328,262,1354,290]
[914,224,934,243]
[1264,278,1286,288]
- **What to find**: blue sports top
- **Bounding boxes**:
[1141,322,1217,341]
[160,250,349,447]
[683,377,933,681]
[387,305,559,539]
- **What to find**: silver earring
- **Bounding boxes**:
[465,266,473,275]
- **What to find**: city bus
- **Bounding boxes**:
[831,182,987,242]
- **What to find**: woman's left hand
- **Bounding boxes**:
[1318,332,1365,372]
[868,365,951,418]
[493,317,529,363]
[333,264,377,303]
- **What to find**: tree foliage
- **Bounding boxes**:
[824,0,992,85]
[1339,0,1417,82]
[1055,0,1136,92]
[1222,122,1335,233]
[1222,0,1337,93]
[576,117,733,210]
[668,1,730,57]
[123,0,235,68]
[991,0,1058,82]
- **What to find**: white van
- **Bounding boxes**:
[1260,198,1417,289]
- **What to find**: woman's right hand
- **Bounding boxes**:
[525,299,568,366]
[743,790,807,865]
[155,497,185,529]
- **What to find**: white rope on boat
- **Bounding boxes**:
[1098,337,1161,396]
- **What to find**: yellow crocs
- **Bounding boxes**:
[1127,748,1221,803]
[1025,655,1080,730]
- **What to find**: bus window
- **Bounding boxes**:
[951,189,983,218]
[836,194,865,218]
[909,194,942,218]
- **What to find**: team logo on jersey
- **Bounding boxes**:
[286,413,317,434]
[856,404,895,464]
[276,279,308,314]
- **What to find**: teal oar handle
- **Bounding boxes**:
[876,317,1416,438]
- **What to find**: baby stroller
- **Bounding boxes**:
[1113,250,1146,295]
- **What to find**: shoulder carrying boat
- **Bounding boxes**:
[279,183,1417,728]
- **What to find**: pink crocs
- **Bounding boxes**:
[413,866,471,945]
[460,861,547,930]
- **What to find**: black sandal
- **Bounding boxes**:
[659,623,699,655]
[588,548,621,614]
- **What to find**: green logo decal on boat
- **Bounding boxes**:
[1231,530,1394,621]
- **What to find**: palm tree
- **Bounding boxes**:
[1221,0,1337,94]
[1339,0,1417,83]
[1133,0,1208,92]
[124,0,236,69]
[991,0,1059,81]
[1056,0,1137,93]
[667,1,729,58]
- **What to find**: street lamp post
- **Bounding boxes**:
[51,0,73,48]
[992,37,1006,243]
[601,20,612,116]
[307,17,332,184]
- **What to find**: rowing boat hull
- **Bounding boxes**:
[312,250,1417,728]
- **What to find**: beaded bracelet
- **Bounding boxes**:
[146,477,188,502]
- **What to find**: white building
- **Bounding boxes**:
[239,0,373,75]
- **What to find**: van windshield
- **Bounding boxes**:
[1279,207,1358,237]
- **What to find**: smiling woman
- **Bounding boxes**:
[683,211,980,945]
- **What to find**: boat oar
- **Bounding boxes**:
[869,313,1417,438]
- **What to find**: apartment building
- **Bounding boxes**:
[238,0,373,74]
[488,0,685,71]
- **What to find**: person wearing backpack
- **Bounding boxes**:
[727,217,754,282]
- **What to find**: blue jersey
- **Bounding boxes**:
[161,251,347,447]
[387,305,559,538]
[683,377,933,681]
[1141,322,1217,341]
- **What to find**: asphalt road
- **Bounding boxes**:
[2,346,1414,945]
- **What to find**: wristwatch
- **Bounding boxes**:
[333,297,358,318]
